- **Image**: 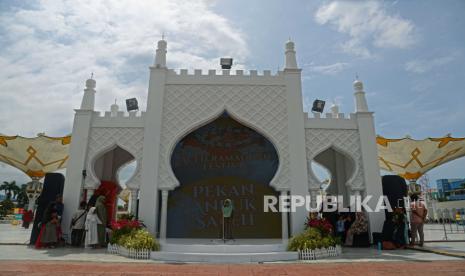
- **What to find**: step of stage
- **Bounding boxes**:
[153,239,297,263]
[160,241,286,253]
[150,251,298,263]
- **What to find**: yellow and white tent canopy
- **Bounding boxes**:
[377,135,465,181]
[0,134,71,179]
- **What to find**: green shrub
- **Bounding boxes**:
[287,227,341,251]
[118,229,160,251]
[117,213,136,221]
[0,199,14,218]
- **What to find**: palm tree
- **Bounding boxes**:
[0,181,20,200]
[16,184,29,208]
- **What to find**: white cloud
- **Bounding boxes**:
[307,62,350,75]
[315,1,416,58]
[405,52,460,74]
[0,0,248,138]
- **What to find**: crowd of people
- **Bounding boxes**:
[326,194,428,248]
[34,194,108,249]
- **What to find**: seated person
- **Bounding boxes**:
[345,212,368,246]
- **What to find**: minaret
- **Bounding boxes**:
[284,39,298,69]
[330,102,340,117]
[353,78,369,112]
[63,75,97,241]
[282,38,309,237]
[352,76,386,236]
[154,39,167,68]
[80,77,96,110]
[110,99,119,117]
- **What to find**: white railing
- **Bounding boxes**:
[107,243,151,259]
[298,245,342,260]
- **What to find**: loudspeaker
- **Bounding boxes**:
[29,173,65,244]
[382,175,408,218]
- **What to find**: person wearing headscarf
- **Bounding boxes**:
[22,210,34,229]
[95,196,107,247]
[345,212,368,246]
[35,203,60,248]
[85,207,101,248]
[222,199,234,240]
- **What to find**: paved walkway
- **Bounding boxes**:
[423,224,465,241]
[0,223,31,244]
[410,242,465,258]
[0,245,462,263]
[1,260,464,275]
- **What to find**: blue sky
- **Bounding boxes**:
[0,0,464,188]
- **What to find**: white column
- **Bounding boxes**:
[130,189,139,215]
[86,188,95,201]
[356,112,385,240]
[62,110,94,239]
[139,64,168,235]
[284,64,310,235]
[280,190,289,244]
[27,196,37,211]
[159,190,169,240]
[309,188,320,211]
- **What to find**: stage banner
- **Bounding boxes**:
[168,113,281,238]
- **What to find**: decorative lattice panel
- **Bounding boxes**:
[305,128,365,191]
[85,127,144,189]
[157,84,290,190]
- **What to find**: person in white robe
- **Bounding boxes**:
[85,207,102,248]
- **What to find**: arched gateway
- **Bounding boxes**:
[62,39,385,260]
[168,112,281,238]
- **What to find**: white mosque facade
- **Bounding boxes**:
[62,39,385,254]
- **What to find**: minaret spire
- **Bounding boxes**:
[154,38,167,68]
[80,76,96,110]
[284,38,298,70]
[353,77,369,112]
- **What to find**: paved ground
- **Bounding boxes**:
[0,245,462,263]
[414,242,465,258]
[2,222,463,245]
[422,224,465,241]
[0,260,464,275]
[0,223,31,244]
[1,223,464,275]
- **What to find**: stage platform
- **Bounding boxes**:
[151,239,298,263]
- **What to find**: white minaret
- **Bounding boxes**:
[353,78,369,112]
[284,39,298,69]
[330,102,340,117]
[154,39,167,68]
[63,76,97,241]
[110,99,119,117]
[80,77,96,110]
[352,76,386,237]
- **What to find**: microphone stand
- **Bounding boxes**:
[222,214,225,244]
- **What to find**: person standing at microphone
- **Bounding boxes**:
[222,199,234,240]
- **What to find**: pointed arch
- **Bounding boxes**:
[308,143,359,190]
[165,106,284,190]
[86,142,139,189]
